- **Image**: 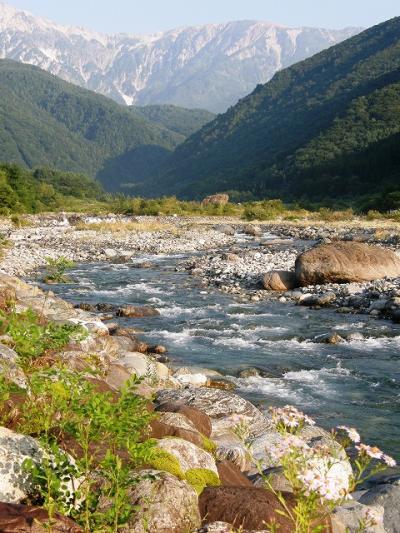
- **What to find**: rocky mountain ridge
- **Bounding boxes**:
[0,2,361,111]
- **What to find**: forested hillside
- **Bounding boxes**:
[131,105,215,139]
[0,59,182,191]
[156,17,400,202]
[0,164,104,213]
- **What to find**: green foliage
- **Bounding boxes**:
[242,199,286,221]
[0,308,86,365]
[44,256,75,284]
[10,367,155,532]
[155,17,400,202]
[147,449,185,479]
[0,59,183,192]
[131,104,215,138]
[185,468,220,495]
[0,163,104,214]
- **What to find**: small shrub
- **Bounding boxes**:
[0,308,86,366]
[44,257,75,284]
[242,199,286,221]
[9,368,155,532]
[10,214,31,228]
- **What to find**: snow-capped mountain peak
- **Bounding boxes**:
[0,2,362,111]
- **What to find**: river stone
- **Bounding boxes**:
[126,470,201,533]
[332,501,385,533]
[0,344,26,388]
[199,486,330,531]
[263,271,297,291]
[0,427,43,503]
[175,373,209,387]
[295,242,400,286]
[217,460,253,488]
[119,352,170,380]
[155,402,212,437]
[155,438,218,474]
[195,523,237,533]
[158,412,199,433]
[117,305,160,318]
[243,225,262,237]
[359,483,400,533]
[0,503,83,532]
[156,388,270,439]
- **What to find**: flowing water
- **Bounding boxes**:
[45,240,400,460]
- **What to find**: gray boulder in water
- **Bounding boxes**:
[295,242,400,286]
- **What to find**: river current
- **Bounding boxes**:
[45,238,400,460]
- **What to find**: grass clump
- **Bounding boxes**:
[185,468,220,495]
[44,256,75,284]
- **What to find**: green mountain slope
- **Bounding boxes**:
[0,59,182,191]
[156,17,400,201]
[0,163,104,214]
[130,105,216,138]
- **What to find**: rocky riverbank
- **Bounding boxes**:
[183,222,400,324]
[0,271,398,532]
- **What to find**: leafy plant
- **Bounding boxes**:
[0,308,86,366]
[13,367,155,532]
[44,257,75,284]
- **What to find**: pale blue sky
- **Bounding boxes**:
[10,0,400,34]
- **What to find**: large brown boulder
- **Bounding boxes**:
[0,503,82,532]
[263,271,297,291]
[199,487,294,531]
[217,461,252,488]
[295,242,400,286]
[156,401,212,437]
[202,194,229,206]
[199,487,331,531]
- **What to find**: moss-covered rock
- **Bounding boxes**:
[185,468,221,495]
[201,435,217,455]
[147,449,185,479]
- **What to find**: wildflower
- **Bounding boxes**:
[269,435,309,462]
[269,405,315,431]
[337,425,361,443]
[297,456,351,502]
[355,444,384,460]
[382,454,396,467]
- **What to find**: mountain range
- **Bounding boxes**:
[155,17,400,203]
[0,2,361,112]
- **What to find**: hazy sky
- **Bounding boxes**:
[10,0,400,34]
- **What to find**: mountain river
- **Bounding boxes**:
[44,235,400,460]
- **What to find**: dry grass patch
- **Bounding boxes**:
[75,221,179,234]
